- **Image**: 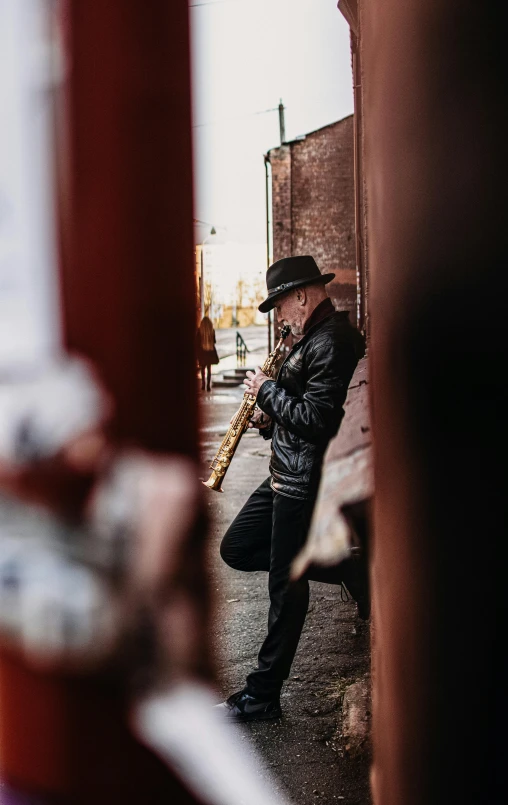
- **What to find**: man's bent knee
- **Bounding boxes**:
[220,532,244,570]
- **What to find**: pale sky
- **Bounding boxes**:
[190,0,353,247]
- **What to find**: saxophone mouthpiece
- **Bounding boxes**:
[280,324,291,339]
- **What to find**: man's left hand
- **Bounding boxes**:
[244,367,270,397]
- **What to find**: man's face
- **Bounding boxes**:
[275,290,305,337]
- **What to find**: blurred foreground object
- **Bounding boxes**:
[336,0,508,803]
[0,359,211,803]
[0,361,289,805]
[0,0,61,371]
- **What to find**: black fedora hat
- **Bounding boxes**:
[258,255,334,313]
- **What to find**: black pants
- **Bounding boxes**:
[220,477,347,698]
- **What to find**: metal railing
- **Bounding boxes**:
[236,331,250,367]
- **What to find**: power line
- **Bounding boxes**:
[190,0,323,8]
[189,0,248,7]
[193,218,226,229]
[192,106,279,129]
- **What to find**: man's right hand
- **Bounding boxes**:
[248,409,272,430]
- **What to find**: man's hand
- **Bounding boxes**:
[248,409,272,430]
[243,367,270,398]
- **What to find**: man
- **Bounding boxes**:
[216,255,365,723]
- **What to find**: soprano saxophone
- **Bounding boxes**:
[203,325,291,492]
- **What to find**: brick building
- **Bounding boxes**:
[267,115,357,321]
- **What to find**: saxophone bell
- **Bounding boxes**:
[202,470,225,492]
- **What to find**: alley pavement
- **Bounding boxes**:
[199,378,371,805]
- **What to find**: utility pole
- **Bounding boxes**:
[264,154,273,352]
[278,99,286,145]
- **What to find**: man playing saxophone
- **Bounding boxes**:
[216,256,365,722]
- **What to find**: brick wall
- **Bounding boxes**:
[270,145,292,260]
[269,115,357,319]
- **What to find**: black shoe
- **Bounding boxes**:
[342,556,371,621]
[355,594,371,621]
[214,690,282,723]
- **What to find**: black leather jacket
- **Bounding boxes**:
[257,305,364,499]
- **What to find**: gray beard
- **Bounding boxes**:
[290,323,304,337]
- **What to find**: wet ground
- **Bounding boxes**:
[213,324,271,363]
[199,379,371,805]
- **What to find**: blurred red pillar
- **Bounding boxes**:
[60,0,198,454]
[0,1,200,801]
